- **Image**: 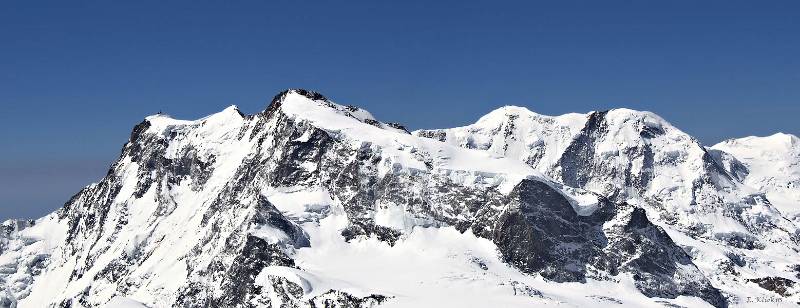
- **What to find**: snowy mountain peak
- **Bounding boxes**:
[471,105,582,127]
[711,132,800,223]
[603,108,671,135]
[718,132,799,151]
[141,105,245,135]
[767,132,799,144]
[274,89,412,136]
[477,105,536,121]
[272,88,329,104]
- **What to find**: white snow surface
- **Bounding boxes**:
[712,133,800,221]
[278,214,715,308]
[102,297,150,308]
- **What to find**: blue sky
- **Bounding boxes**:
[1,1,798,220]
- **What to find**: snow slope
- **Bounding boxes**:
[711,133,800,222]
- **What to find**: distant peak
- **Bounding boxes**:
[761,132,799,148]
[476,105,540,124]
[769,132,799,142]
[720,132,799,148]
[494,105,535,115]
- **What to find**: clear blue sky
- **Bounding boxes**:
[1,1,798,220]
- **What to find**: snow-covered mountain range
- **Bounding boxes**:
[1,90,798,307]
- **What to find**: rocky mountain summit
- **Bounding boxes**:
[1,90,798,307]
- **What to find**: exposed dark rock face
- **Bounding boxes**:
[714,232,765,250]
[309,291,389,308]
[386,122,410,134]
[491,179,609,282]
[587,295,623,304]
[610,208,727,307]
[414,129,447,142]
[726,252,746,267]
[748,277,796,297]
[177,236,295,307]
[792,264,800,280]
[707,149,750,183]
[341,219,402,246]
[488,181,727,307]
[273,88,329,104]
[223,237,294,304]
[559,110,609,190]
[509,281,544,298]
